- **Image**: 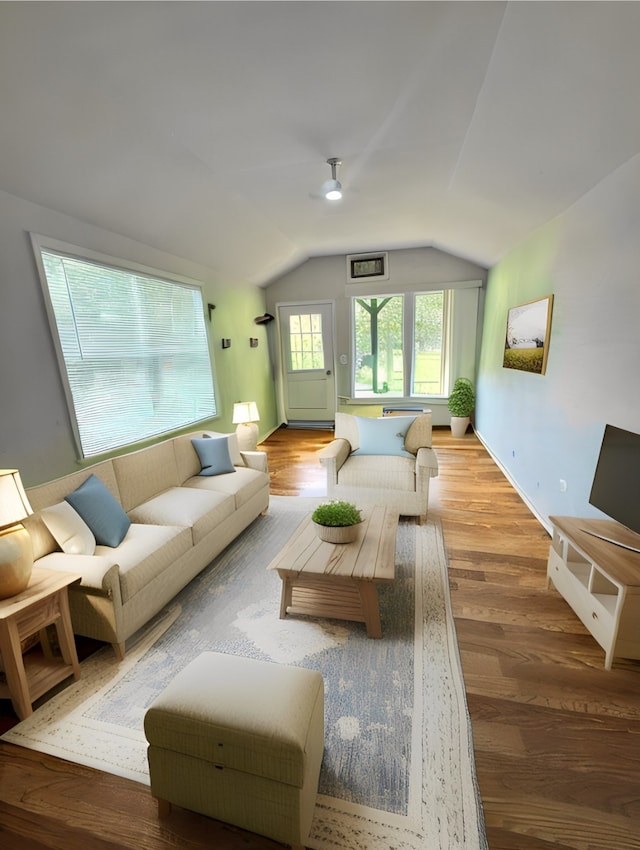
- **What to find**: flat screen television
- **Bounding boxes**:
[588,424,640,553]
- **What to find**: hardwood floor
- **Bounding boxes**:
[1,427,638,849]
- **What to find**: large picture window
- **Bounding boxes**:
[34,238,217,457]
[353,290,449,398]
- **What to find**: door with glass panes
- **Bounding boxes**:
[278,302,335,423]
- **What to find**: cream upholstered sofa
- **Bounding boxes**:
[318,412,438,522]
[23,430,269,659]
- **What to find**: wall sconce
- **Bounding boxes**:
[232,402,260,452]
[249,338,258,348]
[221,339,231,349]
[0,469,34,598]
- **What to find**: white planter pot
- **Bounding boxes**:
[313,521,361,544]
[450,416,471,437]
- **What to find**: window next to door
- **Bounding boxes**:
[352,290,449,399]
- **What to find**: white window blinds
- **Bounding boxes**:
[37,245,216,457]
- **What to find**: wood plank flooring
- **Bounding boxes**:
[1,426,638,849]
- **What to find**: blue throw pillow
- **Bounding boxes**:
[65,474,131,547]
[192,436,236,476]
[352,415,417,458]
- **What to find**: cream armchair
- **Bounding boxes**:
[318,412,438,523]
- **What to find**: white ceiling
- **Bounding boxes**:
[1,1,640,286]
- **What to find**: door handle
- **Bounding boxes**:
[326,370,332,375]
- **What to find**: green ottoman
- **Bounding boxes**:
[143,652,324,850]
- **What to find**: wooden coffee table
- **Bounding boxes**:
[266,504,399,638]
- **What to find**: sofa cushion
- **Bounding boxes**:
[36,523,193,603]
[65,474,131,547]
[173,431,243,484]
[203,431,243,466]
[338,454,416,491]
[404,414,433,454]
[40,501,96,555]
[183,466,268,509]
[352,415,416,458]
[128,487,235,546]
[115,524,193,603]
[26,460,120,560]
[191,437,236,476]
[113,440,180,513]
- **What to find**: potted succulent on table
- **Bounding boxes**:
[311,501,363,544]
[447,376,476,437]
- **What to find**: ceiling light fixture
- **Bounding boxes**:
[322,157,342,201]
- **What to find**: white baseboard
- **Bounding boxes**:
[473,428,551,536]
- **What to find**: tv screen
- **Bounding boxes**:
[589,424,640,537]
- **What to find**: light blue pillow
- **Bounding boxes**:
[65,474,131,547]
[352,415,417,458]
[192,436,236,476]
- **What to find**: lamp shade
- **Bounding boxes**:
[0,469,33,530]
[232,402,260,425]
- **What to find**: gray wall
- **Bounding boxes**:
[476,155,640,531]
[0,190,274,486]
[265,246,488,426]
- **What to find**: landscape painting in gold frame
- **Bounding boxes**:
[503,295,554,375]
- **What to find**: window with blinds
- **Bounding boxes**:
[34,240,217,457]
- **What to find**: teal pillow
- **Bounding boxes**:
[192,436,236,476]
[352,416,416,458]
[65,474,131,547]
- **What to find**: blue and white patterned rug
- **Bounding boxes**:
[3,496,487,850]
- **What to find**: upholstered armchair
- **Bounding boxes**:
[318,412,438,523]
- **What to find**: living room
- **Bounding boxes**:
[1,2,639,533]
[1,3,639,849]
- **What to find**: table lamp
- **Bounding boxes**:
[0,469,34,599]
[232,402,260,452]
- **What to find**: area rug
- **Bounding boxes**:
[3,496,487,850]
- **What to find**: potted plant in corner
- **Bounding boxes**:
[311,501,363,544]
[447,377,475,437]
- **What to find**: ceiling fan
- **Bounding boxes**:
[321,157,342,200]
[308,157,345,201]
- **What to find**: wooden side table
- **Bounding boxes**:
[0,567,81,719]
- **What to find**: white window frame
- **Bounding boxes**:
[31,234,218,458]
[351,289,452,400]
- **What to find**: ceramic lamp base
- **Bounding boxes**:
[0,525,33,599]
[235,422,259,452]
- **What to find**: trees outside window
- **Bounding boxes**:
[353,291,448,398]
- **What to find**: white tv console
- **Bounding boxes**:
[547,516,640,670]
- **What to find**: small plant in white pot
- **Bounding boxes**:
[311,501,363,544]
[447,377,475,437]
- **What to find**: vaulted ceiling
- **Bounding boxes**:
[1,2,639,286]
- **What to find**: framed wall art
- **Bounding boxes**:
[503,294,554,375]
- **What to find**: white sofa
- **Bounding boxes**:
[317,412,438,522]
[23,431,269,659]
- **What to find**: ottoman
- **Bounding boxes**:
[143,652,324,850]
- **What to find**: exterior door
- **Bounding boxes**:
[278,302,336,423]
